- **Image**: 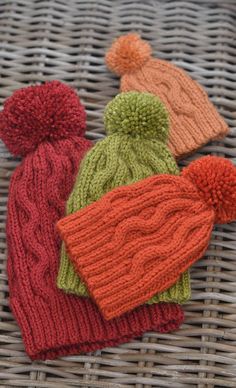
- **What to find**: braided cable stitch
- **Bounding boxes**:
[58,156,236,320]
[57,91,191,304]
[2,82,184,359]
[106,34,229,159]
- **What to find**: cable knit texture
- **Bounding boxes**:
[57,156,236,320]
[3,81,184,360]
[57,91,191,304]
[106,34,229,159]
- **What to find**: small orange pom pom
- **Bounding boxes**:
[106,33,152,76]
[182,156,236,224]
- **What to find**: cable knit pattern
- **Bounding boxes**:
[4,82,184,360]
[57,91,191,304]
[106,34,229,159]
[57,156,236,320]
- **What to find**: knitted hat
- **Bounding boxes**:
[106,34,229,159]
[2,81,184,360]
[57,156,236,320]
[57,91,191,304]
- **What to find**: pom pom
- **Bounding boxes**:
[105,33,152,76]
[0,81,86,156]
[182,156,236,223]
[104,91,169,142]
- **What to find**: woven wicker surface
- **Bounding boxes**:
[0,0,236,387]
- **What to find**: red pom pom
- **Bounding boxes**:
[0,81,86,156]
[182,155,236,223]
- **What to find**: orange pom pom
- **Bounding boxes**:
[182,156,236,223]
[105,34,152,76]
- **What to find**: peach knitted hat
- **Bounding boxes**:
[106,34,229,159]
[57,156,236,320]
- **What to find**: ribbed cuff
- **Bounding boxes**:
[57,243,89,296]
[168,107,229,159]
[57,239,191,304]
[10,294,184,360]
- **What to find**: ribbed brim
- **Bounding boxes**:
[58,242,191,304]
[57,243,89,295]
[10,293,184,360]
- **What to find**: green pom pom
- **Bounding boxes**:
[104,91,169,142]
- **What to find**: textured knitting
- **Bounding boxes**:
[106,34,229,159]
[3,81,184,360]
[57,91,191,304]
[57,156,236,320]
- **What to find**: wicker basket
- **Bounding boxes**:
[0,1,236,387]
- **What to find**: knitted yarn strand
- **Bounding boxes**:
[57,156,236,320]
[57,91,191,304]
[105,34,229,159]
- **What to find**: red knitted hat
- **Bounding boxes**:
[2,81,184,360]
[57,156,236,320]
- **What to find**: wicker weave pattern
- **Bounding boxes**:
[0,1,236,387]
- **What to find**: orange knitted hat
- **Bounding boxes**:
[106,34,229,159]
[57,156,236,320]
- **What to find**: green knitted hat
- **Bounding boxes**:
[57,91,191,304]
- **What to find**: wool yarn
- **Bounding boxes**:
[2,81,184,360]
[57,156,236,320]
[57,91,191,304]
[106,34,229,159]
